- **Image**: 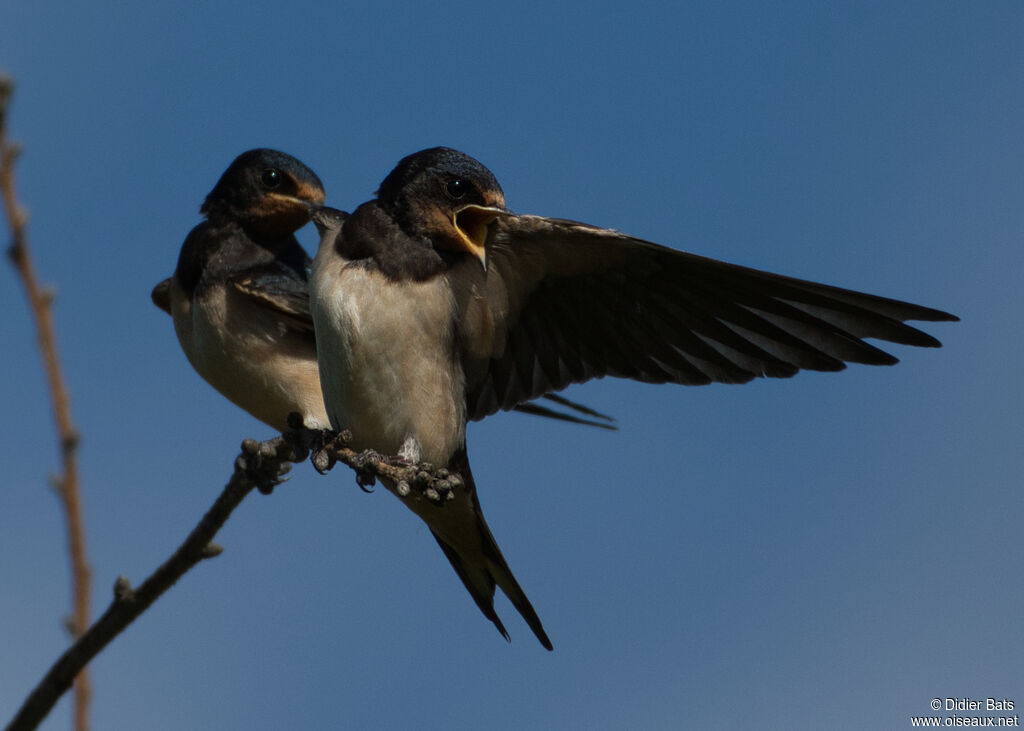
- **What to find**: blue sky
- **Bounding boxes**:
[2,2,1021,729]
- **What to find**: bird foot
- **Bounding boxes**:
[351,446,424,492]
[352,449,385,491]
[309,428,351,475]
[237,438,293,495]
[394,466,462,506]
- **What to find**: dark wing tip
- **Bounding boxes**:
[848,347,899,367]
[541,393,616,422]
[512,402,618,430]
[881,319,950,348]
[906,331,944,348]
[912,306,960,323]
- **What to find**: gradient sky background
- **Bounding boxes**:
[2,3,1021,730]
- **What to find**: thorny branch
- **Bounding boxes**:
[2,74,93,731]
[5,422,461,731]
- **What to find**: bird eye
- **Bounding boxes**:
[261,168,282,188]
[444,178,468,200]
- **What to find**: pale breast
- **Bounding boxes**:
[311,260,466,464]
[171,279,328,431]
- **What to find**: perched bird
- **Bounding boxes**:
[152,148,330,431]
[310,146,957,650]
[152,148,612,433]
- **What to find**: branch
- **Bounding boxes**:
[5,437,296,731]
[307,422,467,504]
[5,423,459,731]
[2,74,93,731]
[4,72,465,731]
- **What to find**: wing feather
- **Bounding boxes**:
[462,215,957,421]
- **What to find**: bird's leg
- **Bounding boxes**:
[303,422,351,476]
[349,436,454,507]
[388,437,457,506]
[350,448,385,491]
[285,412,331,467]
[308,429,459,506]
[351,436,421,492]
[237,438,293,495]
[398,466,460,506]
[350,438,423,492]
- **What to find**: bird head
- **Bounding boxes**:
[201,148,326,238]
[376,147,510,269]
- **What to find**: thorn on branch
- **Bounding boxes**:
[201,543,224,559]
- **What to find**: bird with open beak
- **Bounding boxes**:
[309,146,957,650]
[152,148,614,434]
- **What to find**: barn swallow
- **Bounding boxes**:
[152,148,331,431]
[309,146,957,650]
[152,148,613,434]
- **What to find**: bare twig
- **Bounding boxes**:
[2,74,92,731]
[5,423,459,731]
[3,72,466,731]
[4,436,297,731]
[304,421,466,505]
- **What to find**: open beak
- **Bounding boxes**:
[453,205,510,270]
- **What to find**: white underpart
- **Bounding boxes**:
[171,280,329,431]
[310,258,466,465]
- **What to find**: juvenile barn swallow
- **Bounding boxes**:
[152,148,330,431]
[152,148,611,433]
[310,147,957,650]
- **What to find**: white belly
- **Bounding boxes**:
[311,261,465,465]
[171,281,329,431]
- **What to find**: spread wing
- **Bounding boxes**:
[153,239,616,427]
[463,214,958,421]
